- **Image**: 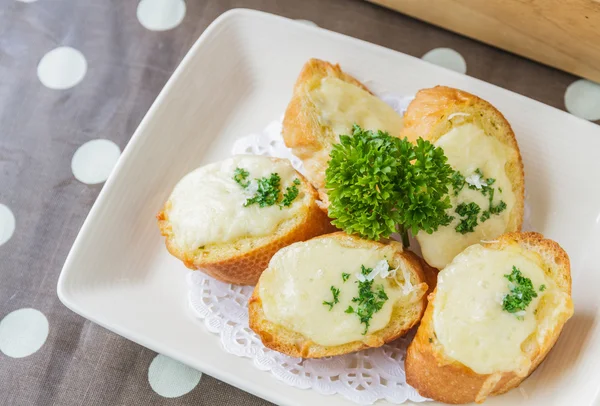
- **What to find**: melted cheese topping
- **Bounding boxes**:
[259,238,414,346]
[166,155,304,251]
[303,77,404,191]
[309,77,404,139]
[433,244,550,375]
[418,123,516,268]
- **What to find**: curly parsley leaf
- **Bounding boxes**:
[342,273,350,282]
[325,125,453,244]
[323,285,341,310]
[502,266,538,316]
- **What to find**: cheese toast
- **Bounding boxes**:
[249,232,429,358]
[405,232,573,404]
[401,86,525,269]
[157,155,335,285]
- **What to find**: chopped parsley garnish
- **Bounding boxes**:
[280,178,301,208]
[244,173,281,208]
[449,169,507,232]
[451,171,466,196]
[345,264,389,334]
[323,285,341,310]
[342,273,350,282]
[234,167,301,208]
[325,125,454,246]
[455,202,480,234]
[233,167,250,188]
[498,187,503,193]
[502,266,538,317]
[480,188,507,222]
[539,284,546,292]
[428,337,433,343]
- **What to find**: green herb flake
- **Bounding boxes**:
[233,167,250,188]
[280,178,301,208]
[347,264,389,334]
[539,284,546,292]
[342,273,350,282]
[428,337,433,343]
[325,125,453,245]
[323,285,341,311]
[502,266,538,316]
[451,171,466,196]
[244,173,281,208]
[490,200,507,215]
[455,202,480,234]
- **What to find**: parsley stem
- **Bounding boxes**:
[398,225,410,248]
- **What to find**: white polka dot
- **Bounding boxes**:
[296,19,318,27]
[137,0,186,31]
[422,48,467,74]
[148,354,202,398]
[37,47,87,90]
[564,79,600,121]
[0,204,15,247]
[71,139,121,184]
[0,308,49,358]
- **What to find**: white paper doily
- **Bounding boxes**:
[188,91,533,405]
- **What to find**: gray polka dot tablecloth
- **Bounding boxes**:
[0,0,598,405]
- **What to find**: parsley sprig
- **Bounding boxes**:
[345,265,389,335]
[502,266,539,318]
[323,285,341,310]
[325,125,454,245]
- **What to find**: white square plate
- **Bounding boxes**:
[57,8,600,406]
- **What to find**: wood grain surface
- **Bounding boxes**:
[369,0,600,83]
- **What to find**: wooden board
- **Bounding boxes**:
[369,0,600,82]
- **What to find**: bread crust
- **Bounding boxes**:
[402,86,525,244]
[157,159,336,285]
[249,232,430,358]
[281,59,376,206]
[405,232,574,404]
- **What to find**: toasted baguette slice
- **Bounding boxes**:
[406,232,574,404]
[157,155,335,285]
[249,232,429,358]
[282,58,404,205]
[401,86,525,269]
